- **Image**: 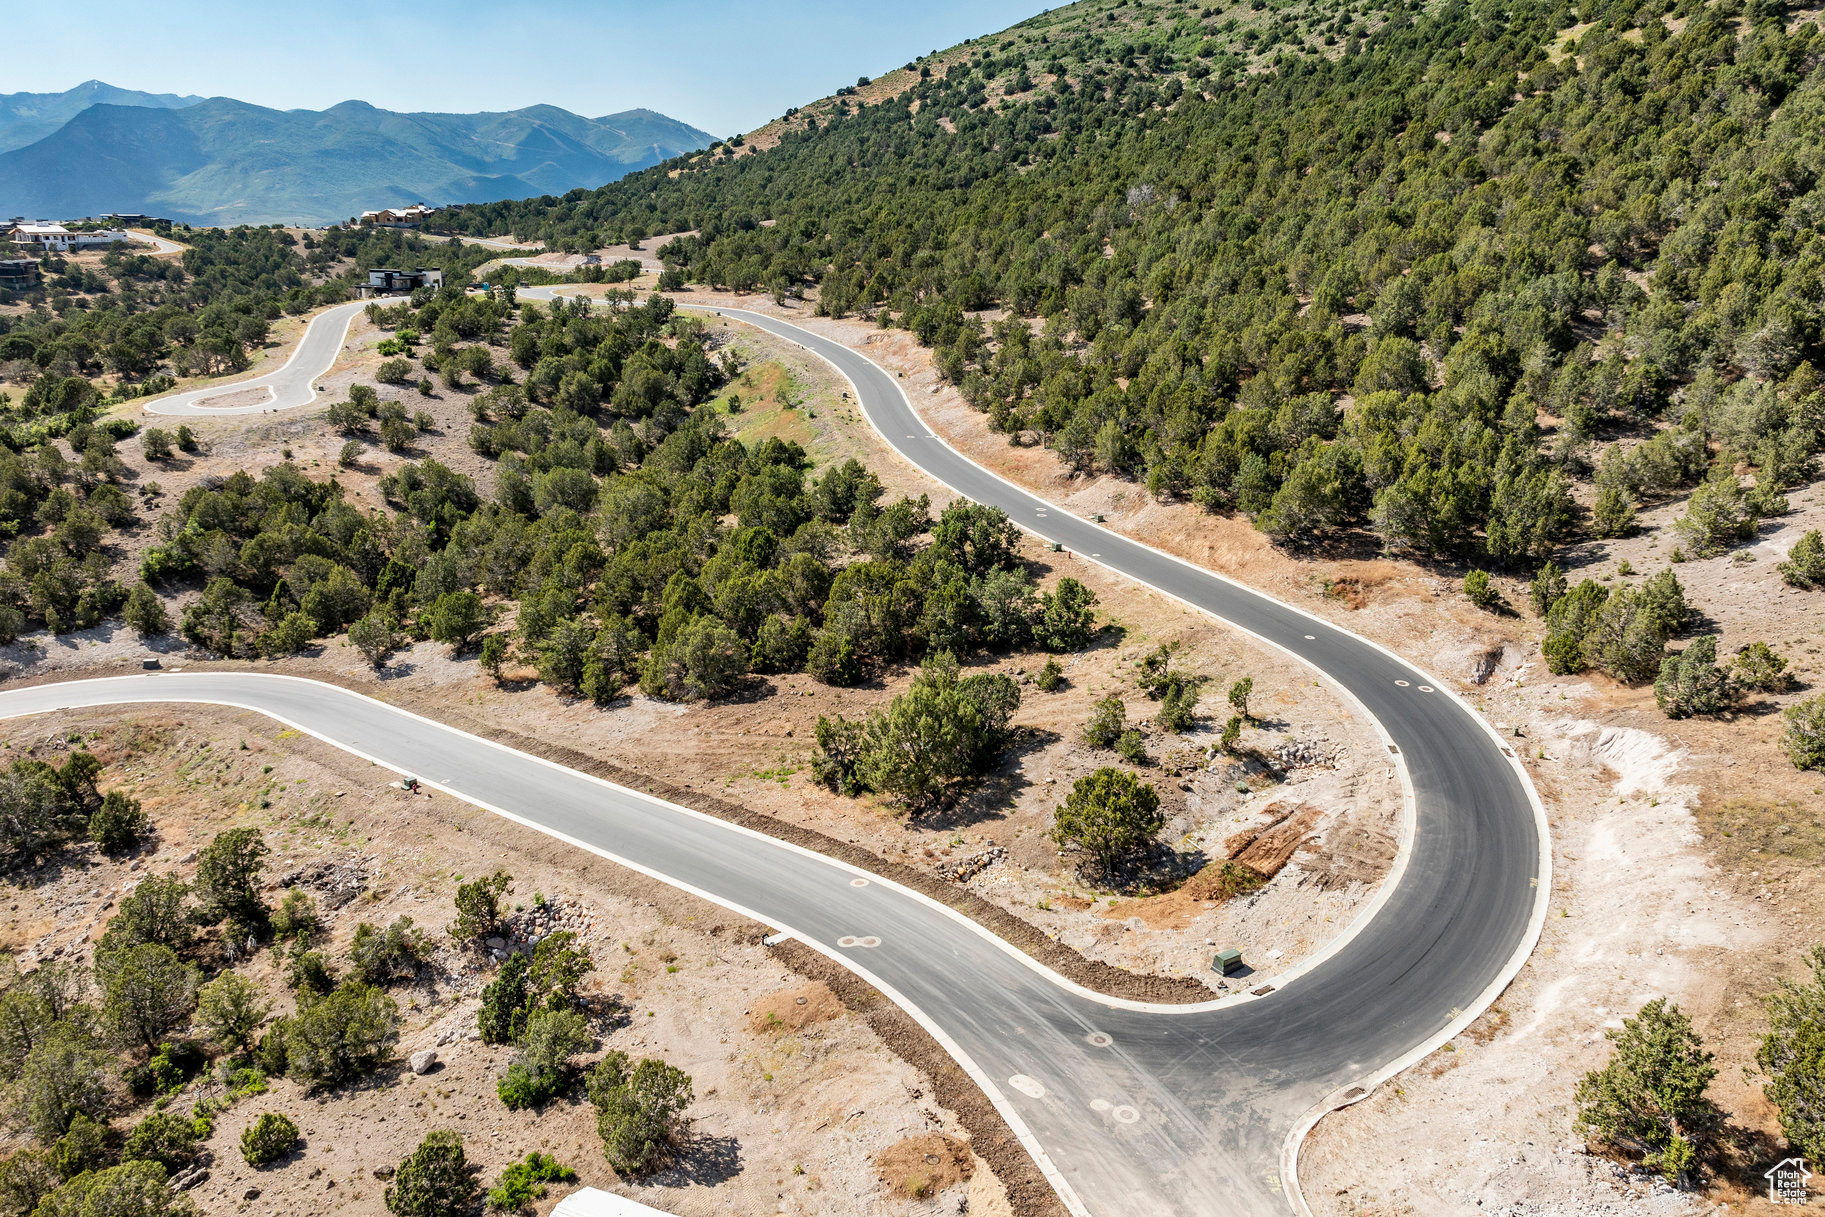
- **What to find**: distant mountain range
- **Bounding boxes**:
[0,83,713,227]
[0,81,203,154]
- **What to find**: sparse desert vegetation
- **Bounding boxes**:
[5,0,1825,1209]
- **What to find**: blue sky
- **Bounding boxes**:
[11,0,1052,136]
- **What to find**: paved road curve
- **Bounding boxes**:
[14,291,1550,1217]
[468,236,545,251]
[655,300,1548,1212]
[125,229,188,256]
[142,300,368,417]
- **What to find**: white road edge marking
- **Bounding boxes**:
[0,673,1095,1217]
[681,303,1553,1217]
[141,300,366,416]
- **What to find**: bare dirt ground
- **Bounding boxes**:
[0,296,1410,1214]
[0,706,1013,1217]
[658,288,1825,1214]
[470,230,689,286]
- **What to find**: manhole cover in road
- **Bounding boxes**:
[1113,1105,1140,1124]
[1085,1031,1114,1048]
[1394,679,1410,687]
[850,878,870,887]
[837,936,858,947]
[1008,1074,1046,1098]
[1418,685,1434,693]
[1089,1098,1111,1112]
[836,935,881,949]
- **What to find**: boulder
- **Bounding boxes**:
[409,1049,437,1075]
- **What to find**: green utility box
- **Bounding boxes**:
[1213,949,1243,975]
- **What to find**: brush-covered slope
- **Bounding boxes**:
[444,0,1825,566]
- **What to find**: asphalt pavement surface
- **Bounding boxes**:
[125,229,187,256]
[13,289,1548,1216]
[142,300,367,416]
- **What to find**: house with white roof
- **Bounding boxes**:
[5,222,135,253]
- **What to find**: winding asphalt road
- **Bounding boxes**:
[124,229,188,256]
[668,302,1551,1210]
[141,300,368,417]
[54,286,1553,1216]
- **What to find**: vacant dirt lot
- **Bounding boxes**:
[0,706,1011,1217]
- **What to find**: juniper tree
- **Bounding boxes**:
[1050,768,1163,876]
[1758,946,1825,1163]
[1573,998,1718,1187]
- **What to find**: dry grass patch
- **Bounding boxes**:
[876,1133,975,1200]
[1695,796,1825,873]
[711,360,817,450]
[746,981,845,1035]
[1320,576,1370,610]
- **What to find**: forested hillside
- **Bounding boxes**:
[0,228,502,443]
[444,0,1825,566]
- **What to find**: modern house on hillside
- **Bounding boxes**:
[4,222,133,252]
[0,259,39,289]
[363,267,444,296]
[358,204,437,228]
